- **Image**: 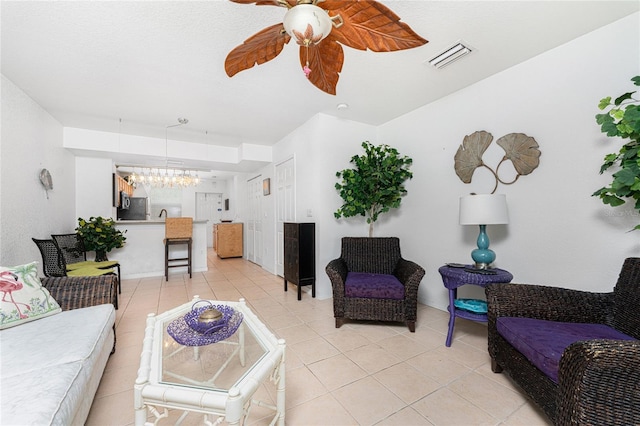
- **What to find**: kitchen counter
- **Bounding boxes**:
[114,220,208,279]
[116,220,208,225]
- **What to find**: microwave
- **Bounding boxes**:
[120,191,130,210]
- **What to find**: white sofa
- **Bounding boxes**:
[0,275,116,425]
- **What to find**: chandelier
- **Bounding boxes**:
[127,118,201,189]
[128,167,200,188]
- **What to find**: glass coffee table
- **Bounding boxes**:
[134,297,285,425]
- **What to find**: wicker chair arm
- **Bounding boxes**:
[486,283,614,324]
[395,258,425,298]
[557,339,640,425]
[326,258,348,292]
[41,275,116,311]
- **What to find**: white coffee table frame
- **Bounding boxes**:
[134,297,286,425]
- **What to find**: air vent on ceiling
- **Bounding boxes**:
[428,42,472,69]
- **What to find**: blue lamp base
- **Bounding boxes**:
[471,224,496,269]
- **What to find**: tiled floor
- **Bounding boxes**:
[86,249,552,425]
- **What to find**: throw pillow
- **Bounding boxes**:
[0,262,61,329]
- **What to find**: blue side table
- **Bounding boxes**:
[438,265,513,347]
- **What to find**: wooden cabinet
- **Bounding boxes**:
[113,174,133,207]
[214,223,243,258]
[283,222,315,300]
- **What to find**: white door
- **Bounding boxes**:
[196,192,222,247]
[246,175,263,265]
[275,157,295,277]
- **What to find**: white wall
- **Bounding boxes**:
[261,13,639,307]
[3,13,638,312]
[375,12,640,310]
[1,75,76,272]
[271,114,378,298]
[75,157,114,220]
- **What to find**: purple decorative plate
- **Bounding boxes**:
[184,302,235,334]
[167,308,243,347]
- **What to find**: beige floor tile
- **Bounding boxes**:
[344,343,402,374]
[95,361,138,397]
[285,366,328,408]
[261,312,303,330]
[373,362,441,404]
[332,376,406,425]
[430,341,490,370]
[294,307,333,323]
[377,333,430,360]
[408,324,449,349]
[412,388,498,425]
[448,371,526,420]
[284,345,305,370]
[289,335,340,364]
[285,393,358,426]
[346,322,402,342]
[474,361,526,392]
[87,250,550,425]
[323,328,372,352]
[502,400,552,425]
[410,350,472,385]
[86,389,135,426]
[306,317,341,336]
[273,323,318,345]
[375,406,432,425]
[307,353,367,391]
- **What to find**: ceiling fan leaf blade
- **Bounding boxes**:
[322,0,427,52]
[299,40,344,95]
[225,23,291,77]
[229,0,291,7]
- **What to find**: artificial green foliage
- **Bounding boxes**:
[76,216,126,254]
[334,141,413,236]
[593,76,640,229]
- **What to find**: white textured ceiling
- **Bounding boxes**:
[2,1,639,171]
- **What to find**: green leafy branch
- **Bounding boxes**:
[76,216,127,253]
[592,76,640,229]
[334,141,413,237]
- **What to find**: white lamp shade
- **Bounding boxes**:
[283,4,332,45]
[459,194,509,225]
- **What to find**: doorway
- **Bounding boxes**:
[275,157,295,277]
[246,175,263,265]
[196,192,222,247]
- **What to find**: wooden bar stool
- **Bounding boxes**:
[164,217,193,281]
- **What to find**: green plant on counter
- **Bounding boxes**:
[593,76,640,229]
[334,141,413,237]
[76,216,126,260]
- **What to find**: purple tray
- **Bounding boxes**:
[167,306,243,347]
[184,301,235,334]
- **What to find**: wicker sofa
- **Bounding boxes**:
[326,237,425,332]
[1,275,116,425]
[485,258,640,425]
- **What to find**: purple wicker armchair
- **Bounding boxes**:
[326,237,425,332]
[485,257,640,425]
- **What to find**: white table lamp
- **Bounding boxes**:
[459,194,509,269]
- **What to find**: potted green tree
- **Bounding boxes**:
[334,141,413,236]
[593,76,640,229]
[76,216,127,261]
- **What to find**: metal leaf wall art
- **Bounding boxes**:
[454,131,541,193]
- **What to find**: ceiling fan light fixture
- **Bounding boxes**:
[428,42,472,69]
[283,4,333,46]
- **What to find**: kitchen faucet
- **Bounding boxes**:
[159,209,167,218]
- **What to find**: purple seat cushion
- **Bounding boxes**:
[345,272,404,300]
[497,317,636,383]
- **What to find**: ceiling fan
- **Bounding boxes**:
[224,0,428,95]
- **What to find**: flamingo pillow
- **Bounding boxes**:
[0,262,61,329]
